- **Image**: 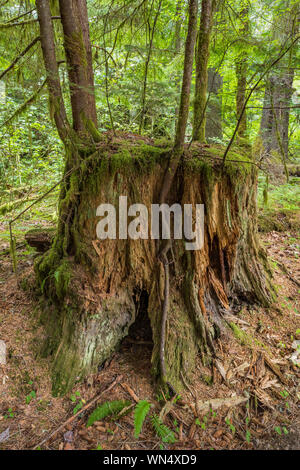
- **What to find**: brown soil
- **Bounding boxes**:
[0,228,299,450]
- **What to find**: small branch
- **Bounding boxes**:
[0,16,61,28]
[277,261,300,288]
[32,375,123,449]
[0,78,47,129]
[247,105,300,110]
[0,36,40,80]
[6,8,36,23]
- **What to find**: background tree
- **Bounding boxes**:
[192,0,216,142]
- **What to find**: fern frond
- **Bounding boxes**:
[87,400,131,427]
[134,400,152,439]
[151,414,176,444]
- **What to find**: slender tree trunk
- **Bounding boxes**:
[282,68,295,158]
[159,0,198,204]
[205,67,223,140]
[192,0,215,143]
[174,0,183,123]
[36,0,69,142]
[58,0,98,134]
[235,5,249,141]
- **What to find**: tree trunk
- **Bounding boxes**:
[205,68,223,141]
[235,5,249,141]
[59,0,98,134]
[192,0,215,143]
[173,0,183,123]
[36,0,69,142]
[35,143,275,396]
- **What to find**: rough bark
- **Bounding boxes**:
[192,0,215,142]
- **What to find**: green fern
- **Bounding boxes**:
[151,414,176,444]
[134,400,152,438]
[87,400,131,427]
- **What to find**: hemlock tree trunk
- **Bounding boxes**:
[36,0,70,141]
[235,4,249,141]
[192,0,215,142]
[173,0,183,123]
[59,0,98,134]
[205,68,223,141]
[259,70,296,166]
[35,0,275,396]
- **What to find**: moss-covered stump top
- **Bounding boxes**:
[83,138,254,181]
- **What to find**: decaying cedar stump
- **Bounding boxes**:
[25,228,55,252]
[35,141,275,395]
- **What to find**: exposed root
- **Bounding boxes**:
[159,251,169,384]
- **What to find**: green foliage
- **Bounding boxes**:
[25,389,36,404]
[134,400,152,439]
[225,417,236,436]
[151,414,176,444]
[4,408,14,419]
[86,400,131,427]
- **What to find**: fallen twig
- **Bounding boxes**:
[120,382,140,403]
[32,374,123,449]
[277,261,300,288]
[264,355,288,386]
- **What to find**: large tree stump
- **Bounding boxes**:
[35,141,275,395]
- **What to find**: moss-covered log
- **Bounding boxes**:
[35,141,275,395]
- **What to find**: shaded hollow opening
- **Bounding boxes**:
[128,288,153,344]
[119,289,153,375]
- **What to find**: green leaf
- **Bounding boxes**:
[73,400,83,415]
[151,414,176,444]
[87,400,131,427]
[134,400,152,439]
[26,390,36,404]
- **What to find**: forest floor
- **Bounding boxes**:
[0,228,299,450]
[0,179,299,450]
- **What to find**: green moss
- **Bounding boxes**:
[229,322,271,354]
[53,259,71,300]
[185,155,214,175]
[201,374,213,386]
[229,322,252,346]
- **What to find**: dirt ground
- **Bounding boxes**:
[0,228,299,450]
